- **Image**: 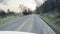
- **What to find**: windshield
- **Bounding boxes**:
[0,0,60,34]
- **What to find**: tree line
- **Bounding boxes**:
[35,0,60,34]
[0,9,15,19]
[0,9,32,19]
[35,0,60,14]
[22,9,32,15]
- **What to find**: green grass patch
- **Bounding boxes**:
[0,16,20,25]
[39,13,60,34]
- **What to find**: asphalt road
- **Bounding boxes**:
[0,14,56,34]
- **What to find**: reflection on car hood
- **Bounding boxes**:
[0,31,36,34]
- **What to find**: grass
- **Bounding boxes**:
[39,12,60,34]
[0,16,20,25]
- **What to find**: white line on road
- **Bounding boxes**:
[15,16,32,31]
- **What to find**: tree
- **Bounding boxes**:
[23,9,28,15]
[7,9,15,16]
[0,9,6,18]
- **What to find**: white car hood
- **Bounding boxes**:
[0,31,36,34]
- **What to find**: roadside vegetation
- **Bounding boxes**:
[39,11,60,34]
[0,9,21,25]
[35,0,60,34]
[0,8,32,25]
[0,16,20,25]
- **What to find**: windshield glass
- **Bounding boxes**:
[0,0,60,34]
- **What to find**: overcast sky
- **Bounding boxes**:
[0,0,45,12]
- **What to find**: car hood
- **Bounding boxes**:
[0,31,36,34]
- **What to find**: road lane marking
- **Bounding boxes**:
[27,17,33,32]
[15,16,32,31]
[0,15,32,31]
[0,17,22,31]
[28,22,33,32]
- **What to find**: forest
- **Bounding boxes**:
[35,0,60,34]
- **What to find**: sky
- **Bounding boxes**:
[0,0,45,12]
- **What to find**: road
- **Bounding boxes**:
[0,14,56,34]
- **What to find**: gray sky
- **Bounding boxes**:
[0,0,45,12]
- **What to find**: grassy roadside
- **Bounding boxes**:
[0,16,20,25]
[39,14,60,34]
